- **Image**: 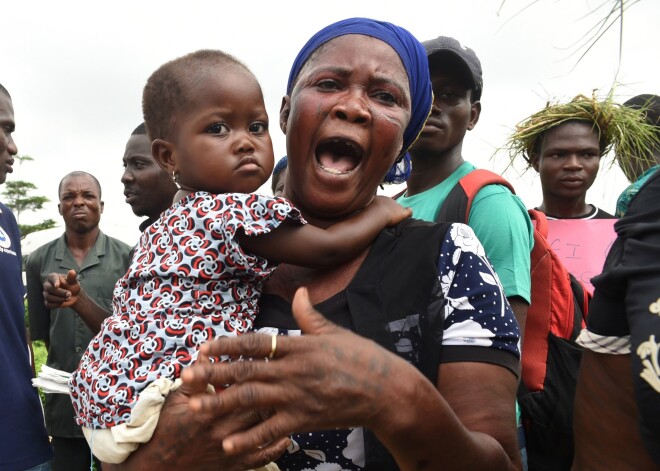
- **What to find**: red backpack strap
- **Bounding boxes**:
[522,208,583,390]
[437,169,515,223]
[527,208,549,238]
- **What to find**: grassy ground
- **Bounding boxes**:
[32,340,48,404]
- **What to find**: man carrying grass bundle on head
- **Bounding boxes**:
[507,92,658,220]
[503,92,659,471]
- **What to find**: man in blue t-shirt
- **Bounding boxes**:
[0,83,53,470]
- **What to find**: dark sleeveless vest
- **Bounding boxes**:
[257,218,452,470]
[344,218,451,470]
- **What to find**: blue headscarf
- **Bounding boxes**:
[286,17,432,184]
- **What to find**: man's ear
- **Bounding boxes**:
[152,139,176,173]
[57,203,62,216]
[280,96,291,135]
[99,200,104,214]
[467,100,481,131]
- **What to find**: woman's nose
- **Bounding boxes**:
[332,89,371,124]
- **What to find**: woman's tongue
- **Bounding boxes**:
[318,153,356,174]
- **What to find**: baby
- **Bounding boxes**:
[68,49,410,463]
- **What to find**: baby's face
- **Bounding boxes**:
[171,63,274,194]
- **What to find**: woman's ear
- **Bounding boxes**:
[152,138,176,173]
[280,96,291,135]
[531,154,541,172]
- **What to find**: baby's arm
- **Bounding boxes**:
[238,195,411,267]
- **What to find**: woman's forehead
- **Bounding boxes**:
[301,35,407,81]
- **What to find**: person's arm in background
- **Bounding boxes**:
[468,187,533,338]
[25,251,51,350]
[41,270,109,334]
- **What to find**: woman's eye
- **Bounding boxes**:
[250,122,268,134]
[373,90,397,104]
[206,123,229,134]
[316,79,340,90]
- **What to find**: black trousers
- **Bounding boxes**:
[51,437,101,471]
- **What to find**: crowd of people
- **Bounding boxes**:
[1,15,659,471]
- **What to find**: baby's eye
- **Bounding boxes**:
[206,123,229,135]
[249,122,268,134]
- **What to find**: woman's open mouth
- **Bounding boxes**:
[315,138,363,175]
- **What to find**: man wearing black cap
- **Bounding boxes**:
[398,36,532,330]
[397,36,533,466]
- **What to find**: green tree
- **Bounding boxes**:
[1,155,57,237]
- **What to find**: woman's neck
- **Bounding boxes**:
[283,193,357,230]
[264,248,370,304]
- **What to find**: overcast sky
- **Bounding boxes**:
[4,0,659,245]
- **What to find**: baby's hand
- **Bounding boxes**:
[370,195,412,226]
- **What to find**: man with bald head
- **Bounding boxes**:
[26,171,131,471]
[41,124,178,333]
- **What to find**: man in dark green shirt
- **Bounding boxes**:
[26,171,131,471]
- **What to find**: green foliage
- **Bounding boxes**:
[1,155,57,238]
[32,340,48,405]
[25,298,48,405]
[1,180,50,221]
[20,218,57,238]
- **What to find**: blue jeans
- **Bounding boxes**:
[25,460,52,471]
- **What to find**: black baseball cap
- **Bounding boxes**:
[423,36,483,101]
